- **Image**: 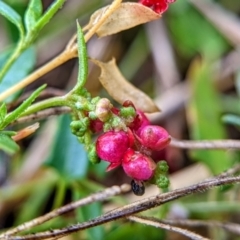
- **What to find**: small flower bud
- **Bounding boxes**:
[88,145,101,164]
[95,98,113,122]
[122,149,156,181]
[140,125,171,151]
[156,175,170,189]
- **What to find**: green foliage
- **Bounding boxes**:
[187,59,233,174]
[0,84,46,129]
[24,0,43,33]
[0,47,36,100]
[0,0,25,39]
[168,2,229,59]
[73,22,88,93]
[46,115,89,180]
[222,114,240,130]
[0,133,19,154]
[34,0,66,33]
[74,188,104,240]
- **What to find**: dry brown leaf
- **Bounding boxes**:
[91,58,160,113]
[88,2,160,37]
[12,122,39,141]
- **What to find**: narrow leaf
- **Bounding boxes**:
[1,85,46,129]
[186,58,233,174]
[0,103,7,125]
[35,0,66,32]
[45,115,88,180]
[222,114,240,129]
[24,0,43,33]
[73,22,88,92]
[0,1,24,38]
[88,3,160,37]
[91,58,160,113]
[0,133,19,155]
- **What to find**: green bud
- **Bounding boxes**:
[91,96,101,104]
[88,145,101,164]
[88,111,97,120]
[103,122,112,132]
[157,161,169,174]
[120,106,136,118]
[156,175,170,189]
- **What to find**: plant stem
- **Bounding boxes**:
[0,42,24,82]
[20,96,71,117]
[0,50,76,102]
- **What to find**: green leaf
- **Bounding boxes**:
[34,0,66,32]
[72,22,88,93]
[0,103,7,125]
[168,2,229,59]
[0,84,46,129]
[0,133,19,155]
[24,0,43,33]
[45,115,89,180]
[222,114,240,130]
[0,47,36,101]
[0,1,24,39]
[186,58,233,174]
[73,187,104,240]
[15,179,55,224]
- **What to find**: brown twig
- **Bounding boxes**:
[128,215,209,240]
[170,137,240,150]
[162,219,240,236]
[11,107,71,125]
[6,175,240,240]
[0,184,130,239]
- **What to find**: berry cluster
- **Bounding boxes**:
[139,0,176,14]
[95,100,171,183]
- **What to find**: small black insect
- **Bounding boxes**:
[131,180,145,196]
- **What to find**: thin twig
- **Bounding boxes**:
[11,107,71,125]
[162,219,240,236]
[0,184,130,238]
[217,163,240,178]
[128,215,209,240]
[170,137,240,150]
[6,175,240,240]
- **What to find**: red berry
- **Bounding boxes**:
[154,2,168,14]
[139,0,175,14]
[140,125,171,151]
[96,131,130,167]
[122,149,156,181]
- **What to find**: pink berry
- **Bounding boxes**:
[129,110,150,135]
[122,149,156,181]
[96,131,130,166]
[140,125,171,151]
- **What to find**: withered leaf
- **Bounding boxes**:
[88,2,160,37]
[91,58,160,113]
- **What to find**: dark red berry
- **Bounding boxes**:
[140,125,171,151]
[122,149,156,181]
[96,131,130,168]
[89,118,104,133]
